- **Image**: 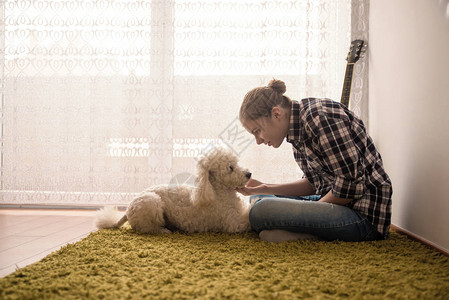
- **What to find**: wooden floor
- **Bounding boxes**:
[0,209,98,278]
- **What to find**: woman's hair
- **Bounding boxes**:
[239,79,292,122]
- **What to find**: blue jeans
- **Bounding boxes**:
[249,195,382,242]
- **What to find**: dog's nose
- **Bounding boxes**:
[245,172,252,179]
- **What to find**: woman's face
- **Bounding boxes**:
[242,107,290,149]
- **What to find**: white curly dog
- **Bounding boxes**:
[96,147,253,234]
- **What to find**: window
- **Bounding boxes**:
[0,0,353,205]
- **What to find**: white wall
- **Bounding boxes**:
[369,0,449,251]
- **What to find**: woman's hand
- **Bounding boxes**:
[236,178,268,196]
[319,190,353,206]
[246,178,263,187]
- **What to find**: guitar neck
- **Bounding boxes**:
[340,62,355,107]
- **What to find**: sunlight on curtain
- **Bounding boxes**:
[0,0,352,205]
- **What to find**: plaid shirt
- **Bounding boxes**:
[286,98,392,238]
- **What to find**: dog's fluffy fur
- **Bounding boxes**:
[96,147,252,234]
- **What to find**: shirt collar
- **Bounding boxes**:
[286,100,301,143]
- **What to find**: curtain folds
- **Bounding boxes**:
[0,0,366,206]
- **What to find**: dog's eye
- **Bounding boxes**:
[229,165,234,172]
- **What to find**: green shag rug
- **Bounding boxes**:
[1,229,449,299]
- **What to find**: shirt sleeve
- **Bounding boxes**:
[308,112,365,200]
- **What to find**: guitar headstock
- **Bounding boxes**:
[346,39,367,63]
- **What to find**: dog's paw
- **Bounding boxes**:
[160,228,172,234]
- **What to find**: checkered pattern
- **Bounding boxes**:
[286,98,392,238]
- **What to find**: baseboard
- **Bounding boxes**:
[0,204,127,211]
[390,224,449,258]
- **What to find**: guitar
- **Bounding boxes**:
[340,39,367,107]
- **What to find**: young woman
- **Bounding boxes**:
[237,79,392,242]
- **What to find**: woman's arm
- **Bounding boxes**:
[236,178,315,197]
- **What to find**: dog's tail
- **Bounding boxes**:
[96,206,128,229]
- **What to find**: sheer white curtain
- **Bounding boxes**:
[0,0,359,206]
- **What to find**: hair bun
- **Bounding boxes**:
[267,79,286,95]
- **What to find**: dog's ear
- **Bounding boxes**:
[194,167,216,206]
